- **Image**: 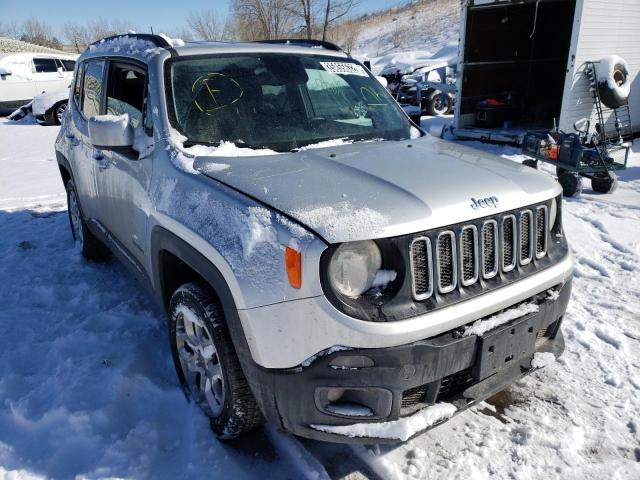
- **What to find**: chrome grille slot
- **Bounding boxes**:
[481,220,498,279]
[459,226,478,286]
[535,206,548,258]
[501,215,516,272]
[410,237,433,300]
[519,210,533,265]
[436,231,457,293]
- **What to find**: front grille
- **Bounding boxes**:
[519,210,533,265]
[409,203,550,301]
[436,232,457,293]
[481,220,498,278]
[502,215,516,272]
[436,368,475,401]
[401,384,428,409]
[460,226,478,285]
[410,237,433,300]
[535,206,547,258]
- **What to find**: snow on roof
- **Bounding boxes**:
[85,35,165,62]
[372,41,458,76]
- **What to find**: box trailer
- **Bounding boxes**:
[452,0,639,144]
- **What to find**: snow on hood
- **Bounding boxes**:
[193,135,561,244]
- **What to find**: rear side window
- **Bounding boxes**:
[33,58,58,73]
[73,63,84,106]
[106,63,146,129]
[61,60,76,71]
[81,61,105,118]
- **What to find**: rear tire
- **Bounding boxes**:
[66,180,110,260]
[558,172,582,197]
[168,282,263,440]
[591,172,618,194]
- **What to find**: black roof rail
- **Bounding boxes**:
[89,33,172,49]
[252,39,344,52]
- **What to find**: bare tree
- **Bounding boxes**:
[86,18,136,42]
[187,10,225,41]
[0,21,21,39]
[389,20,406,49]
[289,0,358,42]
[231,0,296,40]
[297,0,314,39]
[20,18,61,48]
[320,0,358,41]
[326,17,361,53]
[63,23,91,53]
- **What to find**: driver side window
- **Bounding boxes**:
[106,63,147,130]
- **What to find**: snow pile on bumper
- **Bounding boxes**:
[310,403,457,441]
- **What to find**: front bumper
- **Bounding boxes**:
[243,279,571,443]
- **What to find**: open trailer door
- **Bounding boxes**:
[453,0,577,144]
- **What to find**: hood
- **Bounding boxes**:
[193,135,561,244]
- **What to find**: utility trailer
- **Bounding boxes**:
[452,0,639,145]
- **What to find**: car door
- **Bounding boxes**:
[71,59,106,223]
[0,57,38,104]
[95,60,153,265]
[33,57,65,94]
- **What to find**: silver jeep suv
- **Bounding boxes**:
[55,34,573,443]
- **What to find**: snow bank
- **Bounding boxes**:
[463,302,539,337]
[311,403,457,441]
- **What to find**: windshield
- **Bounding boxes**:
[166,53,414,152]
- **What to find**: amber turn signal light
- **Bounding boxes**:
[285,246,302,289]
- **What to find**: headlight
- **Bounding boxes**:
[328,241,382,298]
[549,197,557,231]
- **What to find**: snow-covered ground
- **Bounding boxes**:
[1,115,639,479]
[352,0,459,60]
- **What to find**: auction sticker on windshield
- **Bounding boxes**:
[320,62,368,77]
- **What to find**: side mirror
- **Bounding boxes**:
[0,66,12,76]
[88,114,134,151]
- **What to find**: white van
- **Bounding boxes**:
[0,52,77,113]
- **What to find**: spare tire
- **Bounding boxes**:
[595,55,630,109]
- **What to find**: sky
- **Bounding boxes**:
[0,0,401,37]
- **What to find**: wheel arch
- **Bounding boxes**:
[150,226,250,349]
[55,150,73,187]
[150,225,277,423]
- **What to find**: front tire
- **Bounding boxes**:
[168,282,263,440]
[66,180,109,260]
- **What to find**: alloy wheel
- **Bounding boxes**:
[175,307,225,416]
